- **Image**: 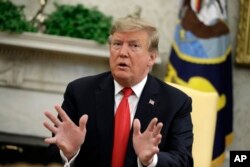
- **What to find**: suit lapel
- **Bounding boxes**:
[125,75,160,166]
[95,74,115,166]
[135,75,159,131]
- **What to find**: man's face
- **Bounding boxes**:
[109,30,156,87]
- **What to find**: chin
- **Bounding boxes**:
[113,72,131,85]
[115,74,129,81]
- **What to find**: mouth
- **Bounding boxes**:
[117,62,129,69]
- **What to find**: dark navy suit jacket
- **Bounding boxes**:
[49,72,193,167]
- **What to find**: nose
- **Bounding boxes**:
[119,44,129,58]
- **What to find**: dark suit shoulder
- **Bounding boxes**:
[70,71,111,86]
[149,75,190,100]
[66,71,112,91]
[164,82,190,99]
[62,71,113,108]
[146,76,192,116]
[62,71,113,120]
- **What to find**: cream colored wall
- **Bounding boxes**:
[10,0,250,158]
[12,0,182,78]
[13,0,180,54]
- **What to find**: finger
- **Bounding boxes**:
[153,134,162,145]
[43,121,58,134]
[44,137,57,144]
[55,105,70,122]
[79,114,88,131]
[146,118,158,132]
[133,119,141,136]
[156,134,162,145]
[152,146,160,154]
[44,111,61,126]
[152,122,163,136]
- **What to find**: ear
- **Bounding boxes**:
[148,52,157,66]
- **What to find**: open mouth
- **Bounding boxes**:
[118,62,128,68]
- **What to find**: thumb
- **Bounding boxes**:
[133,118,141,136]
[79,114,88,131]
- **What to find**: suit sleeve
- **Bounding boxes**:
[157,97,193,167]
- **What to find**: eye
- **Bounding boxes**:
[130,43,141,51]
[132,44,139,48]
[113,42,121,46]
[130,43,140,48]
[112,42,122,49]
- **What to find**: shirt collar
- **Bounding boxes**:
[114,76,148,98]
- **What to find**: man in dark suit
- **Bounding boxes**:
[43,16,193,167]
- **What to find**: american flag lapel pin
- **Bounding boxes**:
[149,99,155,105]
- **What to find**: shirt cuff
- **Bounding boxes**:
[137,154,158,167]
[60,149,80,167]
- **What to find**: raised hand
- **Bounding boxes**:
[133,118,163,166]
[43,104,88,160]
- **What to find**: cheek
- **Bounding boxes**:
[109,54,119,70]
[135,54,151,66]
[109,50,116,60]
[110,50,118,59]
[109,56,115,68]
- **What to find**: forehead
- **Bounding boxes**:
[111,30,149,42]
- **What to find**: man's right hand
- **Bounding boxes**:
[43,104,88,160]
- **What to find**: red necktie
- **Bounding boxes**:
[112,87,133,167]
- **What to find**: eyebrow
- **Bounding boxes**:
[112,38,140,42]
[129,40,140,43]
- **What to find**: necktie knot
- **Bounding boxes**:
[122,87,133,97]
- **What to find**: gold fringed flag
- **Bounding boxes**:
[165,0,233,166]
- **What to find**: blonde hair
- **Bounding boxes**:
[109,16,159,53]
